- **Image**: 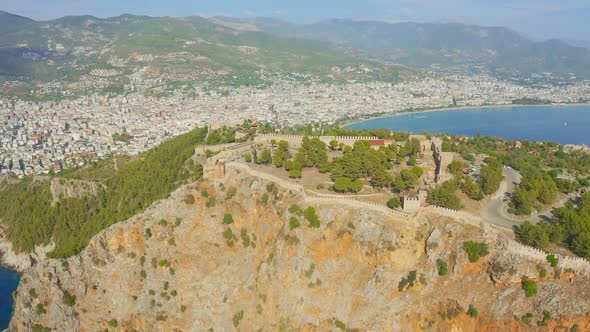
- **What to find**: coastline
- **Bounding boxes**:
[341,102,590,128]
[0,235,53,273]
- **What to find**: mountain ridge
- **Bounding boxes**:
[219,16,590,78]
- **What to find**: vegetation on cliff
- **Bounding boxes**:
[0,127,207,257]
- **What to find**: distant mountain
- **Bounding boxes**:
[222,17,590,78]
[0,12,408,99]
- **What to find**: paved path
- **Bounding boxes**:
[481,166,522,229]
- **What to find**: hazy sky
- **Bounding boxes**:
[2,0,589,40]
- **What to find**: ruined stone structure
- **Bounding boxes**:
[431,137,454,183]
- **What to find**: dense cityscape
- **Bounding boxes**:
[2,73,590,177]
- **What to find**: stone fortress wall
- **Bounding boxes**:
[199,135,590,277]
[255,134,379,147]
[226,162,411,220]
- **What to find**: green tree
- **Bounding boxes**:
[387,197,401,209]
[370,168,393,188]
[479,158,503,194]
[463,241,489,262]
[448,160,465,174]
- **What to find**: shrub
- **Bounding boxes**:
[521,276,538,297]
[261,193,269,204]
[108,319,118,327]
[467,304,478,318]
[36,303,46,315]
[206,197,217,208]
[387,197,401,209]
[303,207,320,228]
[159,219,168,227]
[32,324,51,332]
[289,169,302,179]
[225,186,237,200]
[29,288,38,299]
[159,259,169,267]
[140,270,147,279]
[145,228,152,238]
[63,291,76,306]
[201,190,209,198]
[398,271,417,291]
[334,319,347,330]
[463,241,489,262]
[288,204,301,214]
[222,214,234,225]
[232,310,244,327]
[436,259,448,276]
[175,217,182,227]
[521,312,534,325]
[546,254,558,268]
[289,217,301,231]
[538,267,547,278]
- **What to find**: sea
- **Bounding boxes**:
[347,105,590,145]
[0,265,19,330]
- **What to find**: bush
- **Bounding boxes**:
[159,259,169,267]
[436,259,448,276]
[463,241,489,262]
[289,169,302,179]
[225,186,237,200]
[175,217,182,227]
[303,207,321,228]
[288,204,301,214]
[467,305,478,318]
[63,291,76,306]
[261,193,269,204]
[222,214,234,225]
[398,271,417,291]
[521,312,534,325]
[159,219,168,227]
[521,276,538,297]
[108,319,118,327]
[232,310,244,327]
[289,217,301,231]
[36,303,46,315]
[546,254,558,268]
[387,197,401,209]
[145,228,152,238]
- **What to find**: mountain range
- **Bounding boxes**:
[1,10,590,100]
[220,17,590,79]
[0,10,406,99]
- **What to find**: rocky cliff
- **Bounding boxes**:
[9,167,590,331]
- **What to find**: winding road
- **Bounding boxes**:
[481,166,523,229]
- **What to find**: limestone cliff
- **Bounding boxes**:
[9,168,590,331]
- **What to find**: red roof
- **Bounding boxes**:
[368,139,385,146]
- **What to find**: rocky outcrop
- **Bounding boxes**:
[9,168,590,331]
[49,178,105,206]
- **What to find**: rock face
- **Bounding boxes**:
[9,168,590,331]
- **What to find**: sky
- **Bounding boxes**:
[2,0,589,41]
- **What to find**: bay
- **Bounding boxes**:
[347,105,590,145]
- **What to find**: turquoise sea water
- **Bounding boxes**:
[347,105,590,145]
[0,265,19,329]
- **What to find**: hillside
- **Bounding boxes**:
[225,17,590,79]
[9,163,590,331]
[0,12,409,99]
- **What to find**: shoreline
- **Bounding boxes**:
[341,102,590,128]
